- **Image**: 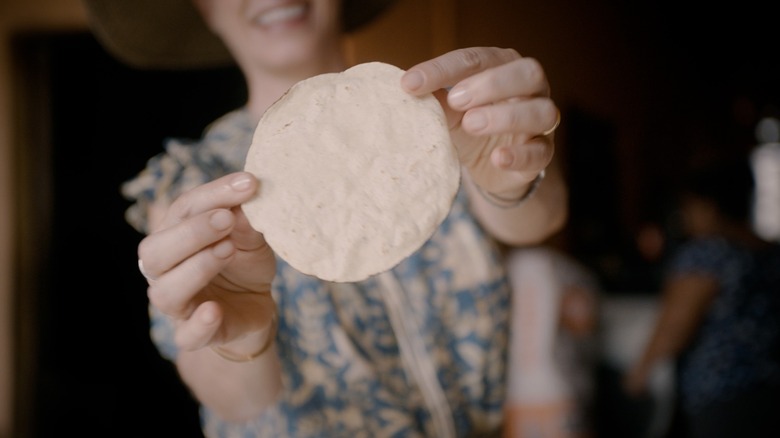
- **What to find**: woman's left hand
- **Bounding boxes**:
[401,47,559,200]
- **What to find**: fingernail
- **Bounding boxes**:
[463,112,488,131]
[448,86,471,108]
[231,174,253,191]
[210,210,233,231]
[402,71,424,91]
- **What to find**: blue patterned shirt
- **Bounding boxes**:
[122,108,511,437]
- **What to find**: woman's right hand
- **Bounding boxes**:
[137,171,277,357]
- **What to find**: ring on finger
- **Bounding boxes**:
[541,109,561,136]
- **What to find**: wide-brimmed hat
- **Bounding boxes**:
[82,0,397,69]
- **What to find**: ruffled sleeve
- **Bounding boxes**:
[120,108,256,361]
[121,108,256,234]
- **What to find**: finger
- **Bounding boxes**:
[221,206,276,289]
[427,88,465,131]
[446,57,550,112]
[176,293,275,350]
[147,239,235,319]
[491,136,554,175]
[174,301,223,351]
[460,97,559,137]
[138,208,236,278]
[232,206,269,252]
[159,172,257,231]
[401,47,521,95]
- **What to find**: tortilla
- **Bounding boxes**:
[242,61,459,282]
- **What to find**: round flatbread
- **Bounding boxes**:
[242,61,460,282]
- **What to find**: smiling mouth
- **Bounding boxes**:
[254,3,308,27]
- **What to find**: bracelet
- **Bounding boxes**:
[211,311,278,363]
[474,170,545,209]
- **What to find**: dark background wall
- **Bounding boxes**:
[452,0,780,291]
[13,32,246,438]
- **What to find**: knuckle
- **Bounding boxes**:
[540,99,558,121]
[511,144,533,169]
[169,191,197,224]
[501,47,522,61]
[522,57,545,85]
[457,47,486,74]
[147,285,188,319]
[146,284,165,310]
[497,106,517,130]
[137,239,153,264]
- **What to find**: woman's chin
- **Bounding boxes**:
[262,42,335,71]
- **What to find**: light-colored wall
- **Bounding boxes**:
[0,3,89,436]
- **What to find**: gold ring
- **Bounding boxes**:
[541,109,561,136]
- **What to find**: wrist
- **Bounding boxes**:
[475,170,545,209]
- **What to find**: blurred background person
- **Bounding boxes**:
[623,154,780,438]
[503,242,601,438]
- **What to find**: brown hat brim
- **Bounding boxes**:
[82,0,397,70]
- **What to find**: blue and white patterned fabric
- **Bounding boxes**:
[122,108,511,437]
[667,236,780,415]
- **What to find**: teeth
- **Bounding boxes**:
[257,5,306,26]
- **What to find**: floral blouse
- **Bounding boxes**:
[667,237,780,414]
[122,108,512,438]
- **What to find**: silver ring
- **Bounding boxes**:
[138,259,157,282]
[541,109,561,136]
